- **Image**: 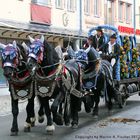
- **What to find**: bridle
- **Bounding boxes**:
[2,45,19,70]
[28,40,44,64]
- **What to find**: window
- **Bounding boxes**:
[94,0,99,16]
[67,0,76,12]
[84,0,90,15]
[32,0,51,6]
[126,3,132,24]
[118,1,123,21]
[55,0,63,9]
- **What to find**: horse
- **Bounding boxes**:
[73,47,117,118]
[0,41,36,136]
[27,35,66,133]
[26,36,82,129]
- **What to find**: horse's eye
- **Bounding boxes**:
[2,53,6,60]
[34,46,40,53]
[10,52,16,60]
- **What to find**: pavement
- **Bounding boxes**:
[0,87,37,116]
[0,87,9,96]
[0,87,140,140]
[0,87,29,116]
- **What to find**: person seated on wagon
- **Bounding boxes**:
[103,34,120,78]
[82,35,100,70]
[92,27,105,52]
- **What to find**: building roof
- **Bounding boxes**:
[0,19,87,40]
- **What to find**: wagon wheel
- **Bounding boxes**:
[64,92,71,126]
[118,84,127,108]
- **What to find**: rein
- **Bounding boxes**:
[40,62,61,69]
[37,58,100,70]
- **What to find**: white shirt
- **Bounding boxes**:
[108,41,116,54]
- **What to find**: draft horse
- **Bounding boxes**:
[27,36,82,129]
[27,36,64,133]
[0,41,36,136]
[75,47,117,118]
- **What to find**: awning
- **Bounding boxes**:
[0,19,87,40]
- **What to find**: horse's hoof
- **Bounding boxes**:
[71,124,78,129]
[24,127,31,132]
[38,115,44,123]
[93,115,98,120]
[92,112,98,119]
[10,131,18,136]
[24,123,31,132]
[30,117,36,127]
[53,115,63,126]
[65,122,70,126]
[46,124,55,135]
[108,110,114,115]
[85,108,91,113]
[31,122,35,127]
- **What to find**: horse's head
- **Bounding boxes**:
[27,35,44,74]
[0,41,20,80]
[76,47,100,72]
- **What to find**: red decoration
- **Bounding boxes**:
[118,26,134,34]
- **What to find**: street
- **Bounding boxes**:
[0,95,140,140]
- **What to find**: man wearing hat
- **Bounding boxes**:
[92,27,105,51]
[103,34,120,60]
[103,34,120,79]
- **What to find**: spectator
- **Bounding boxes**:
[92,27,105,51]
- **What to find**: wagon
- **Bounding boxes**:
[88,25,140,108]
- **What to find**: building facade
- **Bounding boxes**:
[0,0,140,86]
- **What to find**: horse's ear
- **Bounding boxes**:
[22,42,28,52]
[13,40,17,48]
[40,35,45,43]
[28,36,34,43]
[0,43,6,49]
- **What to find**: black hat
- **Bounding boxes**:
[110,34,117,39]
[96,27,102,32]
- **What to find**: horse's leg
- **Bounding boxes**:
[51,91,64,125]
[82,95,92,113]
[58,102,63,115]
[37,96,45,123]
[92,92,100,118]
[10,95,19,136]
[24,94,35,132]
[71,95,80,129]
[107,86,113,112]
[42,97,55,134]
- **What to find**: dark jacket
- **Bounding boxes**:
[103,42,120,61]
[92,35,105,51]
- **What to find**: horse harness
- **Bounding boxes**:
[9,63,34,100]
[82,60,101,91]
[34,64,62,97]
[61,61,83,98]
[33,61,83,98]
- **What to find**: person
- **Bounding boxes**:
[82,35,100,69]
[92,27,105,51]
[103,34,120,79]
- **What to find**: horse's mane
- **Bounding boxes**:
[43,40,60,65]
[85,47,101,72]
[39,40,60,76]
[17,43,27,62]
